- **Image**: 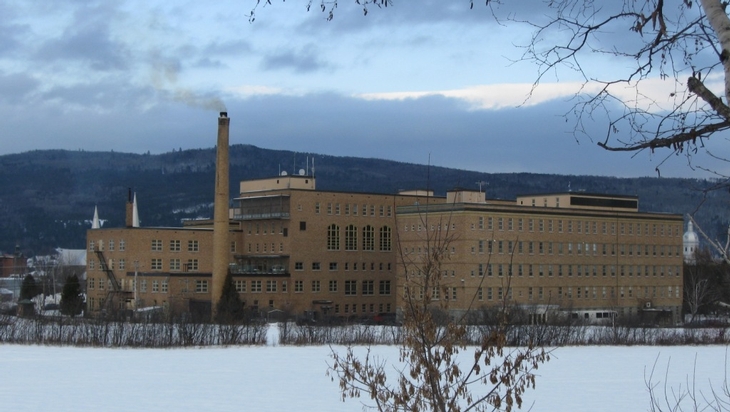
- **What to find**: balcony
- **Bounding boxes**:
[229,257,290,277]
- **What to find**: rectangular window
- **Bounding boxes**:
[195,280,208,293]
[161,280,168,293]
[169,259,181,271]
[379,280,391,295]
[312,262,321,271]
[151,258,162,270]
[329,280,338,292]
[186,259,199,271]
[235,280,246,293]
[362,280,374,295]
[329,262,338,271]
[294,280,303,293]
[251,280,262,293]
[119,240,125,251]
[294,262,303,271]
[151,239,162,251]
[188,240,199,252]
[266,280,277,293]
[345,280,357,295]
[170,240,181,251]
[119,259,125,270]
[311,280,321,292]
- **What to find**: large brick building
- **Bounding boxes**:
[85,175,433,320]
[396,189,684,324]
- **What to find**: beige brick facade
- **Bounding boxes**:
[86,180,683,324]
[396,190,684,324]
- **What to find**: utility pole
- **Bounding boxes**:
[134,261,140,310]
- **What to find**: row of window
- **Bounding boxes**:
[89,258,199,272]
[151,239,199,252]
[232,279,392,296]
[335,302,392,315]
[473,240,681,258]
[317,202,392,218]
[404,218,680,237]
[471,263,681,278]
[404,242,681,258]
[465,217,680,237]
[294,261,392,271]
[89,239,125,252]
[327,225,392,251]
[414,284,680,302]
[248,242,283,254]
[88,277,170,293]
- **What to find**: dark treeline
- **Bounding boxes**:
[1,146,728,255]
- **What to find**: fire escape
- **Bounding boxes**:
[94,248,132,313]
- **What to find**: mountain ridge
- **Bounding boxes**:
[0,144,725,255]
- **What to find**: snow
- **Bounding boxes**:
[0,325,727,411]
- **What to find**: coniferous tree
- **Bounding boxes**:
[19,274,40,301]
[215,273,245,324]
[60,274,84,317]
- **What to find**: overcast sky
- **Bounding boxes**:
[1,0,727,179]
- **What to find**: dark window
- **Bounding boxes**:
[299,221,306,231]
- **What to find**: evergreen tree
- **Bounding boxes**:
[60,274,84,317]
[215,273,244,324]
[19,274,40,301]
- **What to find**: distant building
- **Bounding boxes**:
[0,245,27,278]
[397,190,684,324]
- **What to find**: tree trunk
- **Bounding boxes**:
[701,0,730,106]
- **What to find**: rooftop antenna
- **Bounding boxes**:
[476,181,488,193]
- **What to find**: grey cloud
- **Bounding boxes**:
[225,92,703,178]
[0,84,721,180]
[261,46,331,73]
[36,22,129,71]
[202,40,253,56]
[32,3,129,71]
[41,79,155,109]
[0,72,39,104]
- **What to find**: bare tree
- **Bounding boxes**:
[328,211,549,412]
[684,265,715,323]
[518,0,730,172]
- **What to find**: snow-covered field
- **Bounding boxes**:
[0,325,726,411]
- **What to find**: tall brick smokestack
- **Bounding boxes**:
[211,112,230,319]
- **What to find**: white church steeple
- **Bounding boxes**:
[92,205,100,229]
[683,220,699,263]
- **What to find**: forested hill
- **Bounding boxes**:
[0,145,727,255]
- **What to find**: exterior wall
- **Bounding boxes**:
[515,193,639,212]
[232,187,437,320]
[85,227,230,315]
[0,254,27,278]
[239,175,315,193]
[396,200,684,323]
